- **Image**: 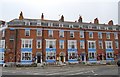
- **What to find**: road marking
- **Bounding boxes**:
[47,69,87,75]
[91,70,94,73]
[33,73,39,75]
[12,71,16,73]
[2,71,8,72]
[94,74,98,75]
[16,68,21,70]
[69,71,93,75]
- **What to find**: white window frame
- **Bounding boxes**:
[89,32,93,38]
[115,41,119,49]
[68,51,77,60]
[68,40,77,49]
[88,52,96,59]
[36,40,42,49]
[105,41,113,49]
[98,41,103,49]
[98,32,102,39]
[80,31,84,38]
[2,30,5,37]
[70,31,74,38]
[88,41,96,49]
[46,39,56,48]
[48,30,53,37]
[37,29,42,36]
[0,40,5,48]
[80,41,85,49]
[106,33,110,39]
[25,30,30,36]
[106,52,114,58]
[21,39,33,48]
[59,40,64,49]
[21,52,32,61]
[59,30,64,37]
[46,52,56,60]
[0,52,4,61]
[114,33,118,39]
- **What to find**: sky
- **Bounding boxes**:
[0,0,119,24]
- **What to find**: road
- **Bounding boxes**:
[1,65,119,76]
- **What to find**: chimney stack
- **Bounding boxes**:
[78,16,82,23]
[19,11,24,20]
[41,13,44,20]
[59,15,64,22]
[94,18,99,24]
[108,20,113,25]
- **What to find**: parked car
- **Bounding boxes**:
[117,59,120,67]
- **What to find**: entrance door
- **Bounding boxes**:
[37,55,41,63]
[60,56,64,62]
[82,55,84,61]
[36,52,42,63]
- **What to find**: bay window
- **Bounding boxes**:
[88,41,96,49]
[46,52,56,60]
[88,52,96,59]
[0,52,4,61]
[68,52,77,60]
[21,52,32,60]
[46,39,56,48]
[68,40,77,49]
[105,41,113,49]
[106,52,113,58]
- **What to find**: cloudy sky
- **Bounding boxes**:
[0,0,119,24]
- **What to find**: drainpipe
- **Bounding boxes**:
[66,31,68,62]
[84,29,87,62]
[42,27,44,62]
[14,29,18,66]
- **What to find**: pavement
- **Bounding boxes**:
[2,64,119,76]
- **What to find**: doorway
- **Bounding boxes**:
[37,55,41,63]
[36,52,42,63]
[81,55,84,61]
[60,56,64,62]
[59,52,65,63]
[81,52,86,62]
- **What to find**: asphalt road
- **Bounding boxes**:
[1,65,119,76]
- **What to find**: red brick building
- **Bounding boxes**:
[1,12,120,64]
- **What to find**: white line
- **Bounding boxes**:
[33,73,39,75]
[94,74,98,75]
[12,72,16,73]
[2,71,8,72]
[47,69,85,75]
